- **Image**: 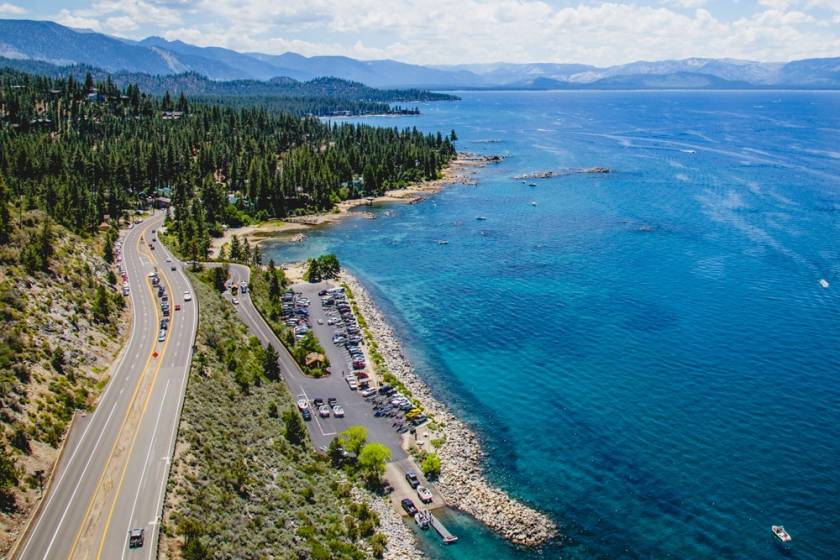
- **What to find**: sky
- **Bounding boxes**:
[4,0,840,65]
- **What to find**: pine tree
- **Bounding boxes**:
[263,344,280,381]
[0,175,10,244]
[229,235,241,262]
[92,285,111,323]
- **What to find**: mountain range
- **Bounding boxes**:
[1,19,839,89]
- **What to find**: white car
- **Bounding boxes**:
[416,485,433,504]
[360,388,376,398]
[297,399,309,411]
[165,257,172,262]
[232,298,240,305]
[318,405,331,418]
[183,291,192,301]
[332,405,345,417]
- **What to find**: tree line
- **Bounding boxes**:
[0,69,457,263]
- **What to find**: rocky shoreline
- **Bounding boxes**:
[341,273,559,549]
[353,487,424,560]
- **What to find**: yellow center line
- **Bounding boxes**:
[94,225,180,559]
[65,219,162,559]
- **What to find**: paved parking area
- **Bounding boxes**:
[278,281,411,459]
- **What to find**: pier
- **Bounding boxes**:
[429,513,458,544]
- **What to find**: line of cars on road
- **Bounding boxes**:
[115,239,130,296]
[150,268,189,342]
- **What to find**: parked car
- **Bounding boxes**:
[301,408,312,421]
[327,398,338,407]
[313,398,324,407]
[360,388,377,398]
[128,528,144,548]
[332,405,345,417]
[416,485,433,504]
[297,399,309,411]
[318,405,331,418]
[405,471,420,489]
[401,498,418,516]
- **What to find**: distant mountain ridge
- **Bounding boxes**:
[1,19,839,89]
[0,57,456,103]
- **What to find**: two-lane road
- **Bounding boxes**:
[15,212,198,560]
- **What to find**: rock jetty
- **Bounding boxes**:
[341,273,558,548]
[514,166,611,180]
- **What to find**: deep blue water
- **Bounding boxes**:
[265,91,840,559]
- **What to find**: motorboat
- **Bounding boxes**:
[476,216,487,221]
[415,510,431,529]
[819,278,829,289]
[772,525,792,543]
[531,201,537,206]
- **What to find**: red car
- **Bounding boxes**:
[175,304,181,311]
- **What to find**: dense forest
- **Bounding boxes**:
[0,68,456,262]
[0,58,458,115]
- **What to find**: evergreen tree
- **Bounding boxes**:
[229,235,241,262]
[0,175,10,244]
[267,259,281,298]
[282,407,306,445]
[92,285,110,323]
[263,344,280,381]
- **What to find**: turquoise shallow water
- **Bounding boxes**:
[265,91,840,559]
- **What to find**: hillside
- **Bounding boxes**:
[158,268,388,559]
[0,203,128,554]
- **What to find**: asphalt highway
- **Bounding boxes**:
[15,211,198,560]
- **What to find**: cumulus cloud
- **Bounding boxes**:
[55,8,103,30]
[49,0,840,65]
[0,2,26,14]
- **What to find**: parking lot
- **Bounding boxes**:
[227,265,449,515]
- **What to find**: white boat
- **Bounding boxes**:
[476,216,487,221]
[414,510,431,529]
[819,278,829,289]
[528,182,537,187]
[531,201,537,206]
[436,240,449,245]
[772,525,791,543]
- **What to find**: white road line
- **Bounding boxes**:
[18,223,144,560]
[38,397,122,559]
[120,379,170,560]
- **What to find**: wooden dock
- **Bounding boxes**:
[429,513,458,544]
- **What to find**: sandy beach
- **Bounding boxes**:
[210,152,495,257]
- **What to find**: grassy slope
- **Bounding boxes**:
[159,269,385,560]
[0,210,127,554]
